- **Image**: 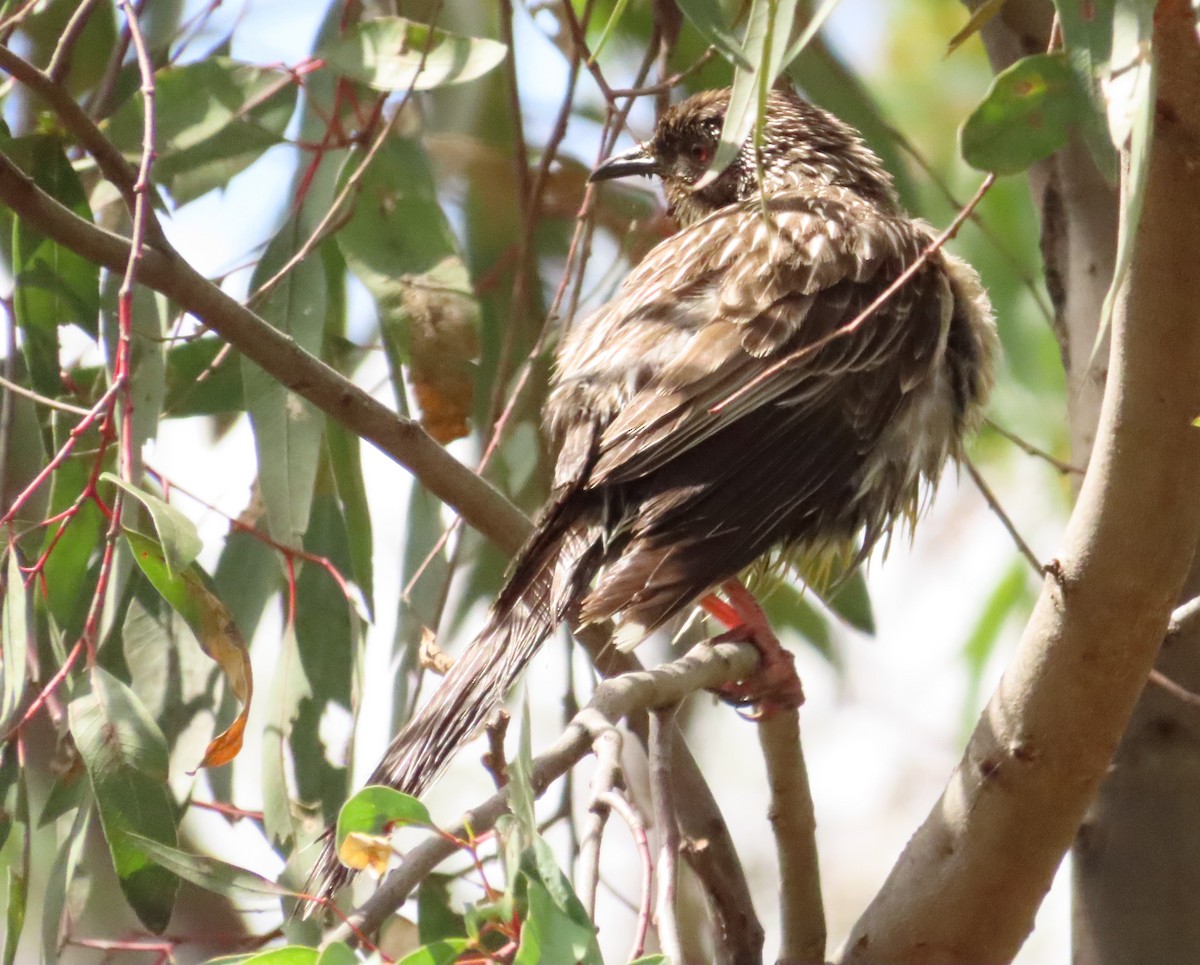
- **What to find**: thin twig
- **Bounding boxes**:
[1167,595,1200,642]
[964,457,1044,576]
[649,706,682,965]
[47,0,106,83]
[576,712,624,919]
[595,789,654,963]
[0,373,92,416]
[985,418,1083,476]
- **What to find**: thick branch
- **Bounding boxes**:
[840,8,1200,962]
[322,640,760,945]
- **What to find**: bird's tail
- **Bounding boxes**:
[304,507,598,909]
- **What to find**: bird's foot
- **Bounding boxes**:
[701,579,804,719]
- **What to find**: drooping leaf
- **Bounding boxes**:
[321,18,507,92]
[706,0,800,186]
[326,420,374,620]
[67,667,180,933]
[335,139,479,444]
[5,134,101,396]
[123,530,252,768]
[675,0,751,68]
[821,567,875,635]
[1052,0,1119,180]
[960,52,1087,174]
[242,216,327,549]
[40,801,92,963]
[124,833,288,899]
[1,756,28,965]
[514,876,600,965]
[0,551,30,732]
[761,582,838,668]
[104,59,299,205]
[103,475,202,579]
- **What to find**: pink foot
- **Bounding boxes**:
[700,580,804,718]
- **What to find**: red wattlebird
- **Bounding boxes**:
[307,87,996,906]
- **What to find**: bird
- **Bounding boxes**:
[306,87,997,905]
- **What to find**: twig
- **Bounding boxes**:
[985,418,1083,476]
[757,710,825,965]
[576,713,625,920]
[0,45,166,248]
[321,640,760,945]
[1147,669,1200,709]
[1166,595,1200,642]
[0,374,92,416]
[47,0,106,83]
[595,789,654,963]
[649,706,682,965]
[574,624,765,965]
[964,457,1044,577]
[481,708,511,790]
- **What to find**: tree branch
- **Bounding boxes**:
[321,640,760,945]
[0,148,532,555]
[839,7,1200,961]
[757,710,824,965]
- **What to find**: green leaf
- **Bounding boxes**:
[335,138,479,444]
[819,567,875,635]
[326,420,374,619]
[40,801,91,963]
[161,337,243,415]
[103,475,202,578]
[241,949,318,965]
[104,59,298,205]
[960,52,1087,174]
[761,582,837,668]
[417,875,467,944]
[336,785,433,847]
[1053,0,1119,181]
[122,530,252,768]
[4,865,26,965]
[67,667,180,933]
[123,833,288,899]
[314,943,358,965]
[39,415,108,638]
[1,551,30,731]
[629,958,669,965]
[262,625,307,853]
[5,134,100,396]
[961,560,1034,730]
[675,0,750,68]
[321,18,506,92]
[396,940,470,965]
[706,0,800,186]
[0,747,19,853]
[514,876,599,965]
[242,216,327,549]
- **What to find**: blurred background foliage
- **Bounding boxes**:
[0,0,1074,960]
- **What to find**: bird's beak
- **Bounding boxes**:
[589,143,660,182]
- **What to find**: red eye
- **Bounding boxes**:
[690,144,711,165]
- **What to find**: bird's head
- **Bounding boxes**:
[590,88,897,225]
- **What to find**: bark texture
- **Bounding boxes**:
[837,3,1200,962]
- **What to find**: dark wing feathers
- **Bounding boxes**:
[553,189,952,637]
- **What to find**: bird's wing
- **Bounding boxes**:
[582,190,952,486]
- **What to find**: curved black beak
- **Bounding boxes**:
[589,143,660,182]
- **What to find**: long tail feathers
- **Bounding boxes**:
[303,510,598,912]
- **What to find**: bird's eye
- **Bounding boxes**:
[689,143,712,165]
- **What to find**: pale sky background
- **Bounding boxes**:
[40,0,1073,960]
